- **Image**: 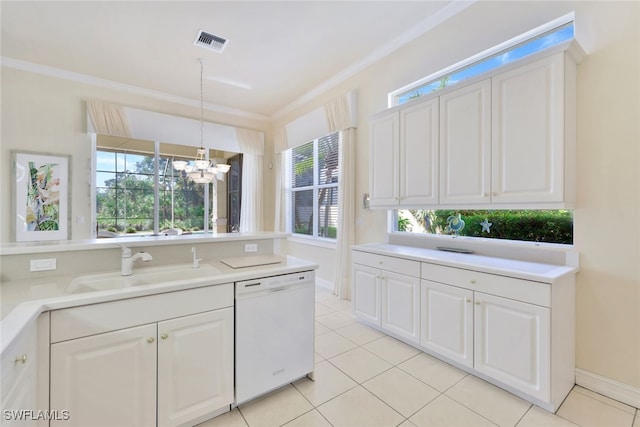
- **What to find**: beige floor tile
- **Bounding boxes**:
[557,390,635,427]
[329,347,392,383]
[315,352,325,364]
[238,384,313,427]
[315,330,358,359]
[399,420,418,427]
[315,321,331,336]
[363,335,421,365]
[363,367,440,417]
[317,386,405,427]
[282,409,332,427]
[316,311,357,330]
[445,375,531,427]
[398,353,467,392]
[634,413,640,427]
[410,394,497,427]
[197,408,248,427]
[294,360,358,406]
[516,406,579,427]
[572,385,637,414]
[315,302,336,316]
[334,322,385,345]
[320,296,352,312]
[315,288,335,302]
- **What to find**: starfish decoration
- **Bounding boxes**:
[480,218,493,233]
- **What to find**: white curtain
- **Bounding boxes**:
[273,127,289,232]
[325,95,356,300]
[236,128,264,232]
[87,100,132,137]
[333,127,356,300]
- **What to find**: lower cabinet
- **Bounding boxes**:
[352,252,420,345]
[49,285,234,427]
[353,247,575,412]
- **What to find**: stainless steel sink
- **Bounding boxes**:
[65,264,222,294]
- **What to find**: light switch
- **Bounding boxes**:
[30,258,57,272]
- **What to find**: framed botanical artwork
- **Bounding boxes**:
[12,151,71,242]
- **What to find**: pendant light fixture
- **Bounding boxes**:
[172,58,230,184]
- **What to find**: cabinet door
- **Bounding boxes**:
[474,292,550,401]
[400,98,439,205]
[157,308,234,427]
[492,53,565,203]
[352,264,381,326]
[381,271,420,344]
[420,280,473,368]
[369,112,399,207]
[440,79,491,204]
[50,324,157,427]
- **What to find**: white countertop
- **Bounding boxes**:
[353,243,577,283]
[0,255,317,354]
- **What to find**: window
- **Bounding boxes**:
[392,19,574,105]
[95,136,238,236]
[287,133,340,240]
[395,210,573,245]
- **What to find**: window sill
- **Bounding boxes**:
[287,235,337,250]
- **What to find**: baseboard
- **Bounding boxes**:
[575,368,640,409]
[315,277,333,290]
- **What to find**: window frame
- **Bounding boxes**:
[285,133,340,243]
[388,12,575,107]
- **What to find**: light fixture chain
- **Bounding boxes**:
[200,58,204,149]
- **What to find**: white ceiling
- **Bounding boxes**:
[1,1,472,120]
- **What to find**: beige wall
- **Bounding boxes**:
[0,68,269,241]
[271,1,640,391]
[2,0,638,392]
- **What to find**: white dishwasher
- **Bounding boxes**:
[235,270,315,405]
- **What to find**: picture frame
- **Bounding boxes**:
[11,151,71,242]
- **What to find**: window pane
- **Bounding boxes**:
[292,141,314,188]
[318,185,338,238]
[396,209,573,245]
[292,190,314,236]
[317,133,339,186]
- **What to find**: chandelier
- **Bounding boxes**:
[173,58,230,183]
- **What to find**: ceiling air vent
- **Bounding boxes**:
[194,29,228,53]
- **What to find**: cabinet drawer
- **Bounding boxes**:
[422,263,550,307]
[352,251,420,277]
[51,283,233,343]
[1,316,38,402]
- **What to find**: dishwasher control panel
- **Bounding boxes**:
[235,271,314,295]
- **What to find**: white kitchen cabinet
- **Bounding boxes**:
[1,313,49,427]
[352,251,421,344]
[50,324,158,427]
[492,52,569,204]
[369,112,398,207]
[369,97,438,207]
[50,284,234,427]
[420,280,473,368]
[352,264,381,326]
[439,79,492,205]
[368,44,581,209]
[158,308,233,427]
[474,292,550,402]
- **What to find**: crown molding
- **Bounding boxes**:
[1,56,270,122]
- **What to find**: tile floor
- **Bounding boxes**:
[200,286,640,427]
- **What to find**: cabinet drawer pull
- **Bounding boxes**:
[14,354,27,364]
[470,279,477,284]
[475,301,481,305]
[465,298,471,303]
[161,334,168,340]
[147,337,155,343]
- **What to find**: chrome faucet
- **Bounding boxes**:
[121,247,153,276]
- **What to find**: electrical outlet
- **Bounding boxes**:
[244,243,258,253]
[30,258,57,272]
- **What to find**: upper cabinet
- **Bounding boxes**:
[369,98,438,207]
[369,45,581,209]
[440,79,491,205]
